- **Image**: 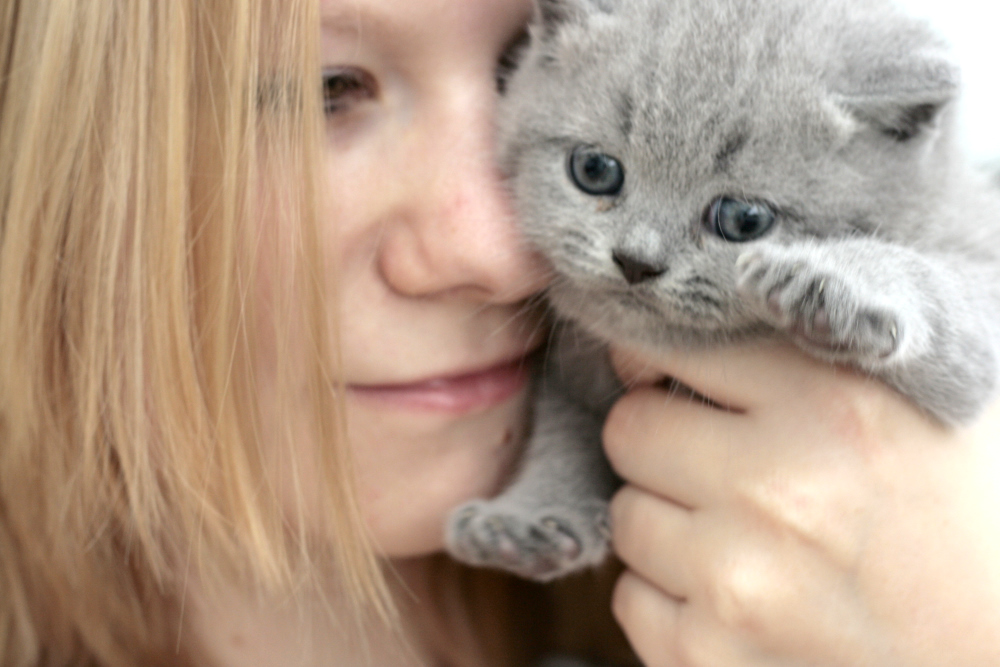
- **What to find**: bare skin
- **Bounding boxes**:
[191,1,545,665]
[607,341,1000,667]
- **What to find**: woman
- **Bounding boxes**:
[1,0,998,665]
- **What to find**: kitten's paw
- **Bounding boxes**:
[445,499,610,581]
[736,247,904,362]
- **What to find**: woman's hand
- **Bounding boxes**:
[604,341,1000,667]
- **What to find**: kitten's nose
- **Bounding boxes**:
[612,249,668,285]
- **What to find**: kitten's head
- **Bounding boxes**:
[499,0,959,347]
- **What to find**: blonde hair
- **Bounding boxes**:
[0,1,388,664]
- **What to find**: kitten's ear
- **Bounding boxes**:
[535,0,612,35]
[536,0,580,26]
[834,51,959,142]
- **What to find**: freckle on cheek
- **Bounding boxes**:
[447,190,474,218]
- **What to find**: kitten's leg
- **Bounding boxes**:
[445,377,618,581]
[736,238,999,424]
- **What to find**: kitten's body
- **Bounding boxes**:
[446,0,1000,580]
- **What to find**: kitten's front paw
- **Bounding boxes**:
[736,247,903,362]
[445,499,610,581]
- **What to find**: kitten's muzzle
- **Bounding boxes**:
[612,249,668,285]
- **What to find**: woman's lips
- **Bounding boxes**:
[347,358,532,413]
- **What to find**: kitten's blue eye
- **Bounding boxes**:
[710,197,776,242]
[568,146,625,196]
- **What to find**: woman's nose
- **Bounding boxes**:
[375,82,550,304]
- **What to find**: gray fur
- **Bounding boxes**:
[446,0,1000,579]
[447,325,620,580]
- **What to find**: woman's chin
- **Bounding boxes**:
[351,389,533,558]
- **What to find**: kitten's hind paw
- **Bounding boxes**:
[445,499,610,581]
[736,246,905,363]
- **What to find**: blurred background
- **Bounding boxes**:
[894,0,1000,165]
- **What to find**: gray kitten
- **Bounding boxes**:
[446,0,1000,581]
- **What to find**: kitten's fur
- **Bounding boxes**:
[446,0,1000,580]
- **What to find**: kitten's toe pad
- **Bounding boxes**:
[446,499,609,581]
[737,248,902,361]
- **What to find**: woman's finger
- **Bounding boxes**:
[603,386,743,507]
[610,485,696,600]
[612,570,682,667]
[610,339,843,412]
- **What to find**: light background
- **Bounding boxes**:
[893,0,1000,164]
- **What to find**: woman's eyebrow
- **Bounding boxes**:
[320,2,395,40]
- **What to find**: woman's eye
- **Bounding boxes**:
[322,67,377,115]
[568,145,625,196]
[709,197,776,242]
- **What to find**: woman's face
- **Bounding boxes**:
[318,0,547,557]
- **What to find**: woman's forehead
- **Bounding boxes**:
[320,0,530,41]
